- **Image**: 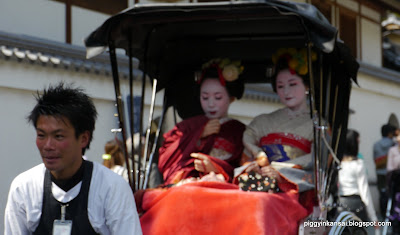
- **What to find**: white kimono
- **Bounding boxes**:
[243,107,313,160]
[243,107,314,192]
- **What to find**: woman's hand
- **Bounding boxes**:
[191,153,219,173]
[244,162,282,183]
[244,161,261,174]
[256,152,269,167]
[260,165,282,183]
[201,119,221,138]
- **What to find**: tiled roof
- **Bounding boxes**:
[0,30,280,102]
[0,30,138,79]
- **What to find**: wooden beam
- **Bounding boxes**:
[66,0,71,44]
[52,0,127,15]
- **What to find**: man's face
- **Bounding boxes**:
[200,78,231,119]
[35,115,89,179]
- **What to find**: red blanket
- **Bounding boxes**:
[140,181,308,235]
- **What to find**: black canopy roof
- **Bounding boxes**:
[84,0,357,122]
[85,0,338,85]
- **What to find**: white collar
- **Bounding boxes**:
[285,107,310,119]
[219,117,232,124]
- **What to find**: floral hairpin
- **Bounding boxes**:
[271,48,317,76]
[199,58,244,85]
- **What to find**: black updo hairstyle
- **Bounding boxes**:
[199,66,245,100]
[271,57,311,93]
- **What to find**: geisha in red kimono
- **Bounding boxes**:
[158,115,245,185]
[158,58,247,185]
[138,57,308,235]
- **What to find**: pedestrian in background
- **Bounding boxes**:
[102,139,129,182]
[339,129,378,226]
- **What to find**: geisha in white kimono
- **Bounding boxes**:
[243,107,314,191]
[242,48,317,214]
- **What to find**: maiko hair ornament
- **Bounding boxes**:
[199,58,244,85]
[271,48,317,76]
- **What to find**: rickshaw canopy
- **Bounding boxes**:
[85,0,358,120]
[85,0,339,85]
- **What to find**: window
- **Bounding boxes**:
[339,10,357,58]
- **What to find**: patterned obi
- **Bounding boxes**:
[259,132,311,163]
[210,137,235,160]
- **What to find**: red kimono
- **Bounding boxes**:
[158,115,245,185]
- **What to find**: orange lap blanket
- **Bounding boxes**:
[140,181,308,235]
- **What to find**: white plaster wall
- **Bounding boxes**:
[0,0,112,47]
[361,19,382,67]
[0,86,41,232]
[72,6,111,47]
[361,5,380,22]
[0,0,65,42]
[348,73,400,178]
[337,0,358,12]
[230,98,283,125]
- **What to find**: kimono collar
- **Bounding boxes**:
[219,117,232,124]
[285,107,310,119]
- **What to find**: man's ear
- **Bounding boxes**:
[80,131,90,149]
[230,97,236,103]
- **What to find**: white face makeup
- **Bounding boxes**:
[275,69,308,112]
[200,78,231,119]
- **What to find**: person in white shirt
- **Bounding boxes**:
[387,135,400,172]
[4,83,142,235]
[102,139,129,182]
[338,129,378,224]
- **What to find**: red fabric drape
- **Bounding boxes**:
[140,181,308,235]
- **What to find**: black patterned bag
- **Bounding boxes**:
[238,171,280,192]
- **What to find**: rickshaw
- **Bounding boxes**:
[84,0,363,234]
